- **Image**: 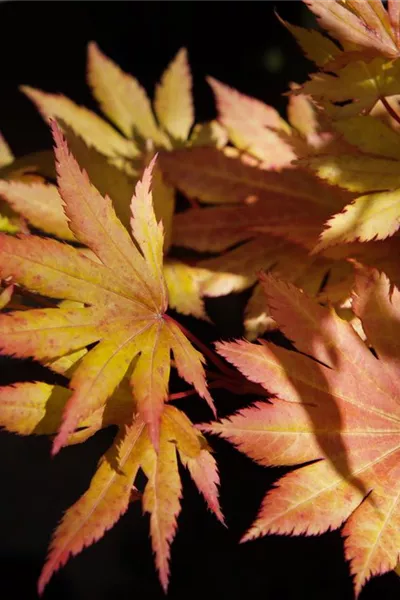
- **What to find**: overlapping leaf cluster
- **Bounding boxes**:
[0,123,224,593]
[2,1,400,597]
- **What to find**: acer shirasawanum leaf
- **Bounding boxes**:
[203,269,400,597]
[0,121,214,454]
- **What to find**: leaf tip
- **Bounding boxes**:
[37,564,52,597]
[240,529,256,544]
[146,153,159,181]
[159,570,170,594]
[49,118,65,151]
[51,427,69,457]
[87,40,99,56]
[174,46,189,65]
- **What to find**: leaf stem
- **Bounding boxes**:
[168,389,199,401]
[381,97,400,126]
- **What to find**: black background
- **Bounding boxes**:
[0,2,400,599]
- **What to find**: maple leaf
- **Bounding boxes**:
[22,44,221,161]
[0,122,209,320]
[288,3,400,120]
[163,260,208,321]
[17,46,222,321]
[162,138,400,337]
[207,77,295,168]
[203,269,400,597]
[0,122,214,453]
[298,56,400,119]
[0,330,142,444]
[160,146,351,211]
[0,128,61,239]
[0,123,140,243]
[304,0,400,59]
[302,115,400,249]
[0,180,76,241]
[207,77,349,169]
[35,404,223,594]
[160,146,361,336]
[292,1,400,118]
[87,43,168,147]
[0,123,223,593]
[278,13,340,66]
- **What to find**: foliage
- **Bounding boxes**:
[1,1,400,597]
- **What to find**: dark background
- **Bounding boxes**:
[0,2,399,599]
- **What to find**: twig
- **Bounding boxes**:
[381,96,400,126]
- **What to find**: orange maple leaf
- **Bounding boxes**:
[0,122,214,453]
[203,268,400,597]
[36,405,223,594]
[305,0,400,59]
[0,121,223,593]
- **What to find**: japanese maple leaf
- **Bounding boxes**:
[278,13,340,67]
[0,121,214,453]
[302,115,400,250]
[22,44,225,164]
[5,46,221,320]
[0,131,54,235]
[160,94,400,334]
[203,269,400,597]
[0,124,208,320]
[304,0,400,59]
[0,124,137,242]
[34,404,223,594]
[207,77,296,168]
[207,77,351,169]
[298,55,400,119]
[291,2,400,121]
[160,146,400,338]
[0,341,223,592]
